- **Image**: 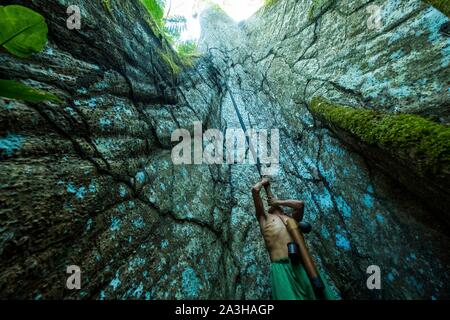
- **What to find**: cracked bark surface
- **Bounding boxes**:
[0,0,449,300]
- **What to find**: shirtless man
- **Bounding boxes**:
[251,178,304,262]
[251,177,337,300]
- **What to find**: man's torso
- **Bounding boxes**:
[260,213,294,261]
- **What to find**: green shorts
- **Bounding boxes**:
[270,258,338,300]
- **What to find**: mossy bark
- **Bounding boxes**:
[310,96,450,221]
[424,0,450,17]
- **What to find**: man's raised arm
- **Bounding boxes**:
[269,199,305,222]
[251,178,270,223]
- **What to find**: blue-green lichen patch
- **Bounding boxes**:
[73,97,103,109]
[109,271,122,291]
[387,271,396,282]
[375,212,385,224]
[118,184,127,198]
[335,195,352,219]
[181,267,202,299]
[2,99,16,110]
[58,179,97,200]
[110,216,121,232]
[335,233,351,251]
[363,185,375,209]
[161,239,169,249]
[135,171,146,184]
[0,132,25,157]
[132,216,146,229]
[310,97,450,179]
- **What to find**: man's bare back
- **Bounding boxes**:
[252,178,305,262]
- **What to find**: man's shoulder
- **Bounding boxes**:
[278,214,297,224]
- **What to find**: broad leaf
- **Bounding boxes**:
[0,5,48,58]
[0,79,61,103]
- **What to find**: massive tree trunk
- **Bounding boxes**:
[1,0,449,299]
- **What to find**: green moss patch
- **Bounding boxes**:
[263,0,279,7]
[101,0,112,13]
[310,97,450,178]
[424,0,450,17]
[159,50,181,75]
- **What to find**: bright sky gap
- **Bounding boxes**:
[165,0,264,41]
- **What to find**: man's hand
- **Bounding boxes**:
[261,177,270,186]
[252,177,270,194]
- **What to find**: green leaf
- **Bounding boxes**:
[0,5,48,58]
[0,79,61,103]
[164,15,187,41]
[140,0,165,27]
